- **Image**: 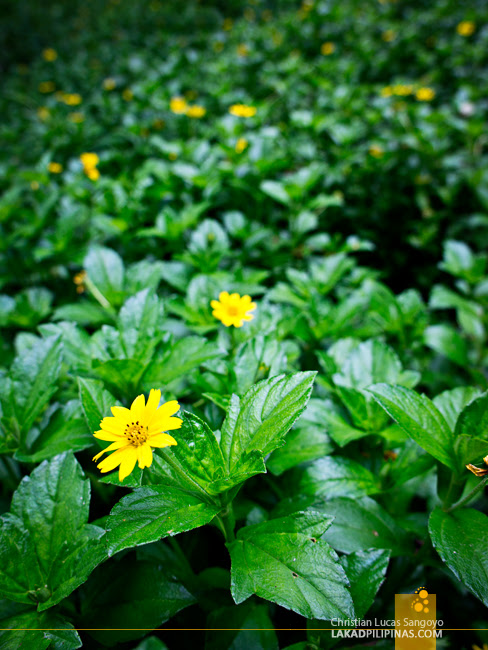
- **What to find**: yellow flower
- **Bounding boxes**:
[321,42,335,55]
[380,86,393,97]
[80,152,99,168]
[382,29,396,42]
[186,105,206,118]
[103,77,117,90]
[39,81,55,93]
[229,103,256,118]
[235,137,248,153]
[48,162,63,173]
[168,152,178,160]
[69,111,84,123]
[37,107,50,121]
[73,270,87,293]
[43,48,58,61]
[63,93,82,106]
[170,96,188,114]
[393,84,413,96]
[31,181,40,190]
[416,87,435,101]
[237,43,250,57]
[122,88,134,101]
[467,455,488,477]
[457,21,475,36]
[369,144,384,158]
[93,389,181,481]
[80,153,100,180]
[211,292,257,328]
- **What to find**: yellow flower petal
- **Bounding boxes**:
[111,405,130,419]
[149,432,178,447]
[130,393,146,421]
[92,439,128,461]
[94,430,124,442]
[148,415,183,435]
[118,448,138,481]
[137,444,153,469]
[145,388,161,417]
[98,446,133,472]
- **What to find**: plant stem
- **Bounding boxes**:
[215,497,236,542]
[445,476,488,513]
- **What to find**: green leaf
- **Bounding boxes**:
[0,602,81,650]
[227,511,355,620]
[429,508,488,607]
[220,372,316,472]
[205,602,278,650]
[288,457,380,499]
[4,335,63,438]
[52,302,111,327]
[455,391,488,441]
[118,289,162,365]
[432,386,482,433]
[80,558,195,646]
[339,549,390,618]
[142,336,223,388]
[424,324,468,366]
[317,497,411,555]
[106,485,221,555]
[368,384,456,470]
[84,246,125,305]
[260,180,292,205]
[0,453,106,611]
[78,377,117,434]
[91,359,146,398]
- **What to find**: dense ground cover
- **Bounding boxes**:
[1,0,488,647]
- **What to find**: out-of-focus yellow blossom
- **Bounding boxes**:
[37,107,50,121]
[321,42,335,55]
[382,30,396,42]
[223,18,233,31]
[39,81,55,93]
[122,88,133,101]
[168,152,178,160]
[380,86,393,97]
[31,181,40,190]
[235,137,248,153]
[457,21,475,36]
[213,41,224,52]
[392,84,413,96]
[229,103,256,118]
[237,43,250,57]
[48,162,63,173]
[62,93,83,106]
[103,77,117,90]
[170,96,188,114]
[369,145,384,158]
[69,112,84,123]
[211,292,256,328]
[43,48,58,61]
[416,87,435,101]
[186,105,206,118]
[73,270,87,294]
[80,152,100,180]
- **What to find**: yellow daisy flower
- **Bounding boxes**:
[170,96,188,114]
[122,88,134,101]
[416,87,435,101]
[43,48,58,61]
[103,77,117,91]
[229,103,256,118]
[457,21,475,36]
[93,389,181,481]
[235,137,248,153]
[80,152,99,168]
[321,42,335,55]
[211,292,257,327]
[48,162,63,173]
[63,93,83,106]
[369,144,384,158]
[186,105,206,118]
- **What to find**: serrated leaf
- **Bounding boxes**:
[429,508,488,607]
[0,453,106,610]
[78,377,117,434]
[339,549,390,618]
[368,384,456,470]
[227,511,354,620]
[106,485,221,555]
[220,372,316,473]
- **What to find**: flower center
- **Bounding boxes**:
[227,306,239,316]
[124,421,148,446]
